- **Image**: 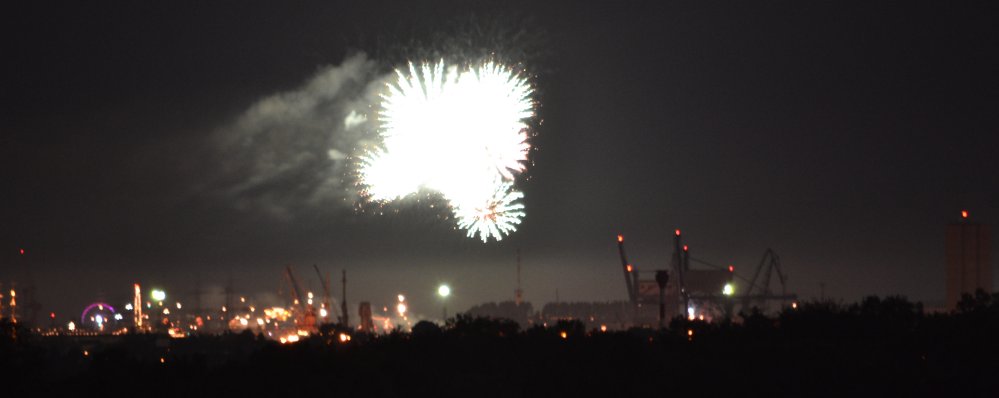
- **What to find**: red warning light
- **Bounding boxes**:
[961,210,969,219]
[728,265,734,273]
[50,312,56,319]
[675,229,681,236]
[19,248,25,255]
[682,245,688,252]
[617,235,624,243]
[626,264,633,272]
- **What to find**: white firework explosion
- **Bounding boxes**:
[454,182,525,243]
[358,60,534,242]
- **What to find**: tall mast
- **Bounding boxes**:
[515,249,523,306]
[341,270,349,328]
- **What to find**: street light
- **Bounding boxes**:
[438,284,450,321]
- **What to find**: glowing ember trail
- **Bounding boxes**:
[359,60,534,242]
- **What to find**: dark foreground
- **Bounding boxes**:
[3,293,997,397]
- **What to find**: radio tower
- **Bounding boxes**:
[515,249,523,306]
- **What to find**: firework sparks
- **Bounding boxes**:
[358,60,534,242]
[455,182,526,242]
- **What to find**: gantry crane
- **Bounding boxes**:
[617,229,797,323]
[740,249,795,312]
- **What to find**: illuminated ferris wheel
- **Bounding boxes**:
[80,302,121,331]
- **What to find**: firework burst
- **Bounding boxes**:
[358,60,534,242]
[454,182,525,242]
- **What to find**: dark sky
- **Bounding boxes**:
[3,1,997,322]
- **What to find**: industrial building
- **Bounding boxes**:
[946,210,992,309]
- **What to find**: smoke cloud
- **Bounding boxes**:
[208,53,389,219]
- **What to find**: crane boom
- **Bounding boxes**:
[284,266,306,313]
[616,235,637,305]
[313,264,334,320]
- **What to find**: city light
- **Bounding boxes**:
[397,303,407,316]
[67,321,75,331]
[151,289,166,302]
[133,283,143,330]
[723,283,734,296]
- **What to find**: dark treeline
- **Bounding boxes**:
[2,292,997,396]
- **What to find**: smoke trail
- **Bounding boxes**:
[208,53,387,219]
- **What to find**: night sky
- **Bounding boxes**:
[3,1,997,322]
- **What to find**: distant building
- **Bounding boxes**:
[945,212,992,309]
